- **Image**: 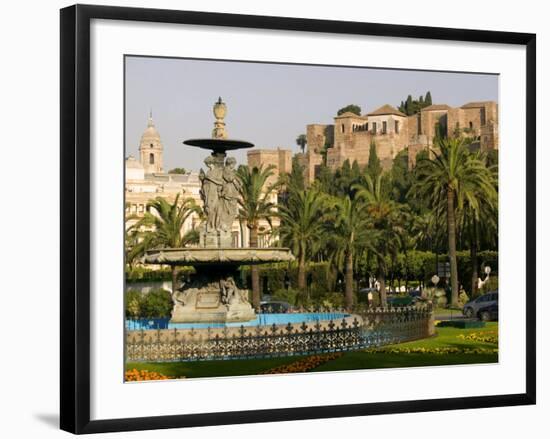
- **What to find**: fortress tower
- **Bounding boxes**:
[139,111,163,174]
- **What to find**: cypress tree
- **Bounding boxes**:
[405,95,413,115]
[425,91,432,106]
[366,140,382,179]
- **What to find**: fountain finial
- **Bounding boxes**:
[212,97,227,139]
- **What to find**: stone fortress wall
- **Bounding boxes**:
[299,101,498,183]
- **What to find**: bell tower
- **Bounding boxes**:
[139,110,163,174]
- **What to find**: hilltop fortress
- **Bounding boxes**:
[125,99,498,247]
[297,101,498,183]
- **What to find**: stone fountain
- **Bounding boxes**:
[144,98,294,323]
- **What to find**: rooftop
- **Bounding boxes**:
[461,101,495,108]
[422,104,452,111]
[367,104,407,117]
[334,111,365,119]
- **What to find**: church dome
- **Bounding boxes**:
[140,114,162,145]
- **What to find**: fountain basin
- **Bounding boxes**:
[127,312,352,331]
[144,247,295,266]
[184,138,254,154]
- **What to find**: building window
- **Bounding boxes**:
[372,122,377,134]
[365,123,368,131]
[382,121,387,134]
[469,121,473,130]
[149,153,155,164]
[395,120,399,133]
[150,143,154,148]
[341,124,345,133]
[480,108,486,125]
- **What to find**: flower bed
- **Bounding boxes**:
[125,368,177,381]
[259,353,344,375]
[457,331,498,344]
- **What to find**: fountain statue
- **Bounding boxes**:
[144,98,294,323]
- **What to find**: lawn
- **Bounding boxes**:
[126,323,498,379]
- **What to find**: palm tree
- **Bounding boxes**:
[278,188,327,298]
[412,138,496,307]
[457,152,498,298]
[354,174,405,306]
[132,194,200,295]
[325,195,373,310]
[236,164,278,310]
[296,134,307,154]
[125,224,154,268]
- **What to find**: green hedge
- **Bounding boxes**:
[240,262,335,300]
[239,250,497,296]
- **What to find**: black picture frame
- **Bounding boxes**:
[60,4,536,434]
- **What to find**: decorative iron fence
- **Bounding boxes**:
[126,304,434,362]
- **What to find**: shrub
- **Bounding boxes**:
[319,292,345,309]
[240,262,333,296]
[480,275,498,294]
[271,288,300,306]
[140,288,173,318]
[458,291,470,306]
[125,289,143,318]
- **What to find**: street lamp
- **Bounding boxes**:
[431,275,440,286]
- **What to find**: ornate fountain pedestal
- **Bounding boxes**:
[143,97,294,324]
[170,267,255,323]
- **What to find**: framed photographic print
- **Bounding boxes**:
[60,4,536,434]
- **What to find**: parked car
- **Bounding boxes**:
[259,301,291,314]
[409,289,422,298]
[462,291,498,318]
[477,303,498,321]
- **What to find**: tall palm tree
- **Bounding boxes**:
[236,164,278,310]
[457,152,498,298]
[132,194,200,295]
[278,188,327,298]
[412,138,496,307]
[354,174,405,306]
[325,195,373,310]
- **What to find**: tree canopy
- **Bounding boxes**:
[398,91,433,115]
[337,104,362,116]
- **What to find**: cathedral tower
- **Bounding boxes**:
[139,111,163,174]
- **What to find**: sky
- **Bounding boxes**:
[125,56,498,172]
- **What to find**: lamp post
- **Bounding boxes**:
[430,274,440,314]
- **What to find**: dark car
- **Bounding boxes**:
[409,289,422,298]
[462,291,498,318]
[477,303,498,321]
[259,301,291,314]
